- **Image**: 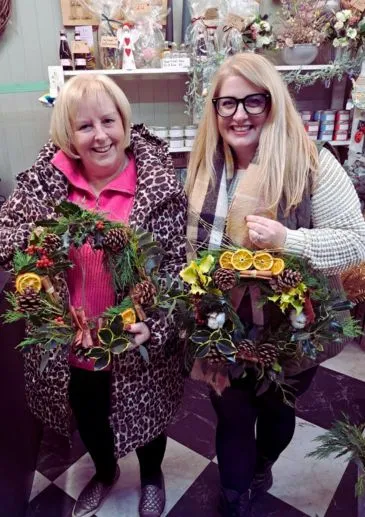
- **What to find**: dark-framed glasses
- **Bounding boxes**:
[212,93,271,117]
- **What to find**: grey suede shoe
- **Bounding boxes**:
[219,487,252,517]
[139,474,166,517]
[250,459,274,500]
[72,465,120,517]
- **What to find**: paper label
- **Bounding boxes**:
[71,40,89,54]
[100,35,118,49]
[225,13,245,31]
[76,25,94,48]
[48,66,64,98]
[205,7,219,20]
[350,0,365,12]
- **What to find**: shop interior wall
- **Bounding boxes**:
[0,0,335,199]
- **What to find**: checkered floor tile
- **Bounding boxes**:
[26,342,365,517]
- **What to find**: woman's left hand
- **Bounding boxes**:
[125,322,151,346]
[246,215,287,249]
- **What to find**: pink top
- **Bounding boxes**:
[51,150,137,370]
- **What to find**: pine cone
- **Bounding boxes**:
[17,287,42,313]
[256,343,278,368]
[236,339,259,362]
[270,269,303,292]
[213,268,237,291]
[133,280,157,306]
[103,228,129,253]
[206,345,226,365]
[42,233,62,254]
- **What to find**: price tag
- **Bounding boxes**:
[71,40,90,54]
[350,0,365,11]
[99,36,118,49]
[205,7,219,20]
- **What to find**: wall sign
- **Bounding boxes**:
[60,0,99,26]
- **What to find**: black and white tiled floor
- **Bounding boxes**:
[27,342,365,517]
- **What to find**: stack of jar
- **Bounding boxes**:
[149,125,197,149]
[300,110,351,142]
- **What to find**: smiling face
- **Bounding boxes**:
[216,75,269,168]
[72,91,127,182]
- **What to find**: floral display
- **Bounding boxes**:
[326,8,364,52]
[177,247,361,394]
[275,0,332,48]
[3,201,173,371]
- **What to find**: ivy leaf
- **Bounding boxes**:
[98,328,114,345]
[94,353,111,371]
[139,345,149,363]
[109,315,124,336]
[88,347,108,359]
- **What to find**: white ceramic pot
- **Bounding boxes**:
[281,44,319,65]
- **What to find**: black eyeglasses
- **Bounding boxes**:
[212,93,271,117]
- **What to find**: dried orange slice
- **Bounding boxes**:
[231,249,254,271]
[15,273,42,294]
[219,251,235,270]
[271,258,285,276]
[253,252,274,271]
[120,308,137,326]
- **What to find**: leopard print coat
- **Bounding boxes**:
[0,125,187,458]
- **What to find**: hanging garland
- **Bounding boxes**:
[184,51,363,120]
[0,0,11,37]
[3,201,184,371]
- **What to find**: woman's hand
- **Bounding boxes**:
[125,322,151,346]
[246,215,287,249]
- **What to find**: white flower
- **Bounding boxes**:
[336,11,346,22]
[256,35,273,48]
[334,20,344,30]
[343,9,352,20]
[207,312,226,330]
[289,309,307,330]
[251,22,260,32]
[347,28,357,39]
[260,21,271,32]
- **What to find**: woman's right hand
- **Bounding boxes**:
[125,322,151,346]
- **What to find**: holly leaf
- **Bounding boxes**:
[87,347,106,359]
[190,329,211,345]
[110,337,130,354]
[98,328,114,345]
[94,353,111,371]
[216,339,237,356]
[55,201,83,217]
[40,351,50,374]
[195,343,211,358]
[110,315,124,336]
[139,344,149,363]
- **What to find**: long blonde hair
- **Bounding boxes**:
[186,53,319,214]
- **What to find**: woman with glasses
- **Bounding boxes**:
[186,53,365,516]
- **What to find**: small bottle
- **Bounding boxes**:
[59,30,73,71]
[73,30,87,70]
[161,41,170,58]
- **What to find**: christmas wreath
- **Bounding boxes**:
[177,248,362,393]
[3,201,184,371]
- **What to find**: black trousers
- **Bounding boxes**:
[68,367,167,485]
[210,366,318,493]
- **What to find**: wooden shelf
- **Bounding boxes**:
[169,147,192,153]
[64,64,335,78]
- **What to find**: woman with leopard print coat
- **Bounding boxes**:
[0,74,187,517]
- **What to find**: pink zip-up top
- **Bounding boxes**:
[51,150,137,370]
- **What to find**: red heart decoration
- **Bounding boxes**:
[125,38,130,46]
[125,48,131,56]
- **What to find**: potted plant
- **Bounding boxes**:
[274,0,333,65]
[308,415,365,516]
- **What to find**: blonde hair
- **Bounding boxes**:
[50,74,132,158]
[186,53,319,214]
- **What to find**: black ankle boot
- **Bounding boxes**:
[219,487,252,517]
[250,458,274,499]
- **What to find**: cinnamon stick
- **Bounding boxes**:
[239,270,273,279]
